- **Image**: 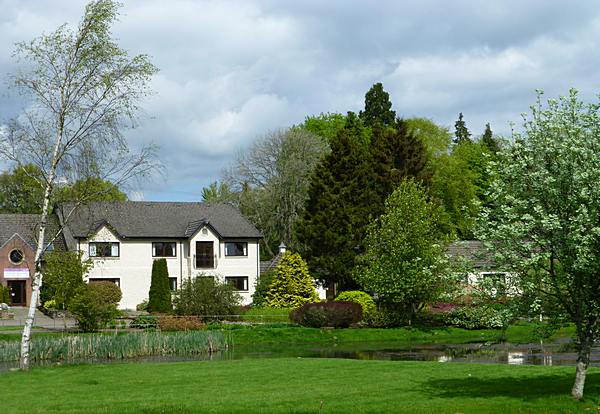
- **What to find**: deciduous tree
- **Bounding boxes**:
[355,180,448,324]
[1,0,157,369]
[477,89,600,399]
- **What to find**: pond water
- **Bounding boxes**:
[2,339,597,371]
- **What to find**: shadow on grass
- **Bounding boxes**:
[424,371,600,400]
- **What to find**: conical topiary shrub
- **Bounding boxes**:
[266,252,319,309]
[148,259,172,313]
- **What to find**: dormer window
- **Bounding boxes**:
[225,242,247,257]
[90,242,119,258]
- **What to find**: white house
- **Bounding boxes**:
[57,201,262,309]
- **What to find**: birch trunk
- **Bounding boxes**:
[19,132,62,370]
[571,340,591,399]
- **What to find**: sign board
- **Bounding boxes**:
[4,268,30,279]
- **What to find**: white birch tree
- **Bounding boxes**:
[0,0,158,370]
[478,89,600,399]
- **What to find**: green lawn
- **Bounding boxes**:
[1,358,597,413]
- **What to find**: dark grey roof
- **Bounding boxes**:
[259,251,284,275]
[446,240,495,269]
[0,214,67,251]
[59,201,262,240]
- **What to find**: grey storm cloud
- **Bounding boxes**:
[1,0,600,200]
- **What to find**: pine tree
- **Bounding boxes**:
[480,122,500,154]
[371,119,431,216]
[296,124,377,291]
[265,252,318,309]
[453,112,471,144]
[148,259,172,313]
[359,82,396,128]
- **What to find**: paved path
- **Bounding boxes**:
[0,307,76,329]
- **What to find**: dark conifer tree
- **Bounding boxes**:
[359,82,396,128]
[370,119,431,217]
[296,123,377,292]
[148,259,172,313]
[453,112,472,144]
[480,122,500,154]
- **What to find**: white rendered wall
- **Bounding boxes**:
[80,225,259,309]
[189,226,259,305]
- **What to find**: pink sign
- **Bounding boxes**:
[4,268,30,279]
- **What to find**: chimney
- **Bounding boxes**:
[278,242,287,254]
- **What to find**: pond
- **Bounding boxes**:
[1,338,594,371]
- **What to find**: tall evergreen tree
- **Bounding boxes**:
[453,112,472,144]
[371,119,431,216]
[480,122,500,154]
[148,259,172,313]
[359,82,396,128]
[296,125,376,292]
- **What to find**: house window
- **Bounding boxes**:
[89,278,120,287]
[153,242,177,257]
[169,277,178,291]
[9,249,24,265]
[225,242,247,257]
[225,276,248,291]
[89,242,119,257]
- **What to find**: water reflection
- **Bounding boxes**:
[1,340,597,371]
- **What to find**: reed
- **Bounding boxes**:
[0,331,224,362]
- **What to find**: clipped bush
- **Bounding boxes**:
[290,301,362,328]
[252,271,274,307]
[69,282,122,332]
[174,276,241,319]
[158,315,205,331]
[266,252,318,309]
[148,259,172,313]
[335,291,375,318]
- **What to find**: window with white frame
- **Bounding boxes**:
[225,242,247,257]
[89,242,120,258]
[225,276,248,291]
[153,242,177,257]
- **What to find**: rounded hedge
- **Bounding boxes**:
[335,291,375,318]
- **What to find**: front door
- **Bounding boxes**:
[7,280,26,306]
[195,242,214,268]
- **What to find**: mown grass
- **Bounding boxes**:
[241,307,291,323]
[0,331,224,362]
[0,358,598,413]
[223,322,575,347]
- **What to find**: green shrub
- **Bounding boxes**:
[252,271,274,307]
[363,306,406,328]
[136,300,149,312]
[148,259,172,313]
[130,315,158,329]
[42,251,90,310]
[335,291,375,318]
[441,304,513,329]
[0,285,10,304]
[266,252,318,309]
[174,276,241,319]
[290,301,362,328]
[158,315,205,331]
[69,282,122,332]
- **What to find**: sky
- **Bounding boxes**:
[1,0,599,201]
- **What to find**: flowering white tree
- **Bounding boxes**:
[478,89,600,399]
[0,0,157,370]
